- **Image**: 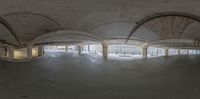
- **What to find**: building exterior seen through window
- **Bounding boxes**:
[44,45,200,58]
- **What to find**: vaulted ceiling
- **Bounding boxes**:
[0,0,200,48]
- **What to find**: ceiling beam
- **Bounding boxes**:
[34,41,82,46]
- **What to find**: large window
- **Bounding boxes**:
[44,46,66,52]
[108,45,141,56]
[148,47,164,57]
[169,49,178,55]
[43,45,200,58]
[87,44,102,53]
[189,50,197,55]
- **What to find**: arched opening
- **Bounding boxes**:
[107,44,142,60]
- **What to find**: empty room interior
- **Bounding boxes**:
[0,0,200,99]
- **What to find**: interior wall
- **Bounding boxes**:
[0,47,6,58]
[14,48,28,59]
[32,46,39,57]
[13,46,39,60]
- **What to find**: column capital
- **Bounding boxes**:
[102,40,109,46]
[141,43,148,48]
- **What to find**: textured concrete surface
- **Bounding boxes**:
[1,0,200,46]
[0,52,200,99]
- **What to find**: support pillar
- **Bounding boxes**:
[38,45,44,56]
[186,49,189,55]
[142,44,148,59]
[65,46,68,52]
[88,45,90,53]
[164,48,169,57]
[78,44,83,54]
[27,45,33,59]
[7,46,14,60]
[102,41,108,60]
[178,49,180,55]
[0,47,6,58]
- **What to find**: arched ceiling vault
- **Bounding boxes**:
[143,16,195,40]
[1,11,200,48]
[126,12,200,43]
[1,12,60,26]
[1,0,200,48]
[31,30,102,45]
[0,12,60,47]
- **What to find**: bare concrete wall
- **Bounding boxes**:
[32,46,38,58]
[14,48,27,59]
[13,46,39,60]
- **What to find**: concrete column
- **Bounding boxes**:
[88,45,90,53]
[142,45,148,59]
[27,45,33,59]
[164,48,169,57]
[38,45,44,56]
[186,49,189,55]
[178,49,180,55]
[78,44,83,54]
[156,48,159,56]
[65,46,68,52]
[7,46,14,60]
[102,41,108,59]
[0,47,5,58]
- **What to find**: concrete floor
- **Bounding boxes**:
[0,52,200,99]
